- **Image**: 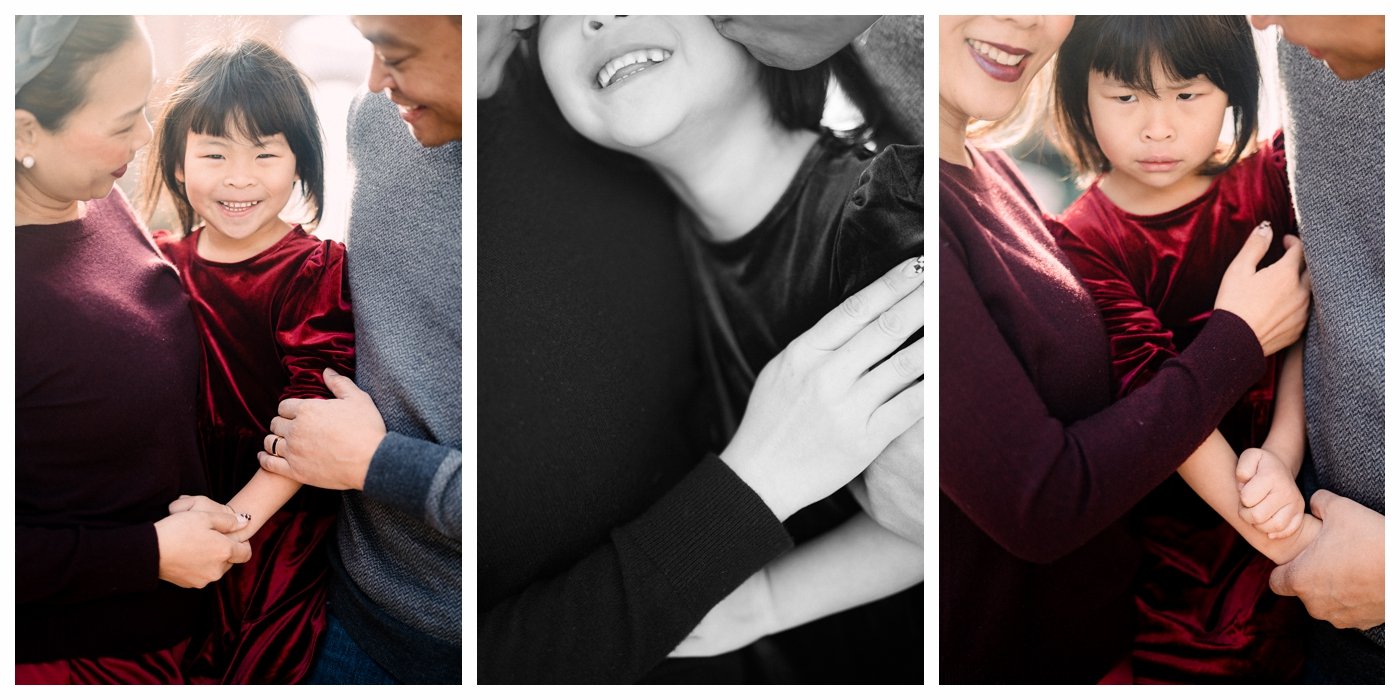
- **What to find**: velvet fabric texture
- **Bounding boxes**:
[679,134,924,682]
[940,146,1267,682]
[17,188,207,665]
[1055,132,1305,682]
[16,639,192,684]
[156,225,354,683]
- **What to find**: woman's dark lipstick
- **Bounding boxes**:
[966,38,1030,83]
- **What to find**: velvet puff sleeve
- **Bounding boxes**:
[833,144,925,299]
[274,239,356,400]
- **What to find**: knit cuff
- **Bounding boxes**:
[1191,309,1268,401]
[365,431,462,539]
[619,454,793,609]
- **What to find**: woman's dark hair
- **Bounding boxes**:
[15,16,138,131]
[1052,15,1259,181]
[144,39,325,235]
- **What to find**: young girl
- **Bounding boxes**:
[143,39,354,683]
[534,16,923,669]
[1050,16,1316,682]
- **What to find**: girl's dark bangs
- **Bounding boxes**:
[1089,21,1194,95]
[186,68,302,142]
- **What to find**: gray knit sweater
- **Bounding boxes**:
[328,90,462,682]
[1279,40,1384,649]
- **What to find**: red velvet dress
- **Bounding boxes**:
[155,225,355,684]
[1054,132,1306,683]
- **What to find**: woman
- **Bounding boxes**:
[477,19,922,682]
[16,15,250,683]
[938,15,1310,682]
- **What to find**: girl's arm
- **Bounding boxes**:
[671,513,921,657]
[224,469,303,542]
[1236,343,1308,538]
[1261,343,1305,473]
[1176,430,1319,565]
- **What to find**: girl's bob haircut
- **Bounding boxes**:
[146,39,325,236]
[1052,15,1260,182]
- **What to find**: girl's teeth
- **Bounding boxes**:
[221,201,257,211]
[596,48,672,88]
[969,39,1026,67]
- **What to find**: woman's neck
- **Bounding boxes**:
[645,101,820,243]
[938,97,972,167]
[15,176,84,226]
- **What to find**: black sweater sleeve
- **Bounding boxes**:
[478,455,792,683]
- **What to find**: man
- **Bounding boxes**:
[711,15,923,146]
[1249,15,1384,683]
[258,15,463,684]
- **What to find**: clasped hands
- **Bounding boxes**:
[154,500,251,589]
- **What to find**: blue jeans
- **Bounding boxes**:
[305,609,398,684]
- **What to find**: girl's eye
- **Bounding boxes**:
[1178,93,1197,101]
[257,153,277,159]
[203,154,224,160]
[1114,95,1137,104]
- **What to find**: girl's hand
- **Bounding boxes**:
[1215,221,1311,356]
[669,568,778,658]
[1237,447,1307,539]
[722,257,924,522]
[153,510,251,588]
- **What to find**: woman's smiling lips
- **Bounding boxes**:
[966,38,1030,83]
[110,164,128,178]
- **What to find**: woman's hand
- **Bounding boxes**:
[670,568,778,658]
[153,509,251,589]
[722,257,924,521]
[1215,221,1311,356]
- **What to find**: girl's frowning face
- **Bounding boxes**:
[539,15,762,154]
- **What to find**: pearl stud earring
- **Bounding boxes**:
[21,155,35,169]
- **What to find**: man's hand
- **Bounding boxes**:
[849,420,922,544]
[258,368,386,491]
[1270,489,1385,630]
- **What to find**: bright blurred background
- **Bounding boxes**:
[132,15,375,242]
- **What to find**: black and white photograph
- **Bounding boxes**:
[478,14,925,683]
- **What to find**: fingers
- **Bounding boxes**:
[229,540,253,565]
[798,257,924,352]
[169,495,197,514]
[258,450,291,478]
[869,380,923,443]
[204,510,248,534]
[269,415,291,436]
[322,368,361,400]
[1227,221,1274,273]
[1309,489,1337,518]
[834,283,922,376]
[1236,449,1262,484]
[1254,498,1300,535]
[1269,512,1305,540]
[1238,473,1271,509]
[277,398,305,420]
[1269,560,1298,597]
[857,337,923,405]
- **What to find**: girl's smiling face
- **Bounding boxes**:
[538,15,762,153]
[179,128,298,247]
